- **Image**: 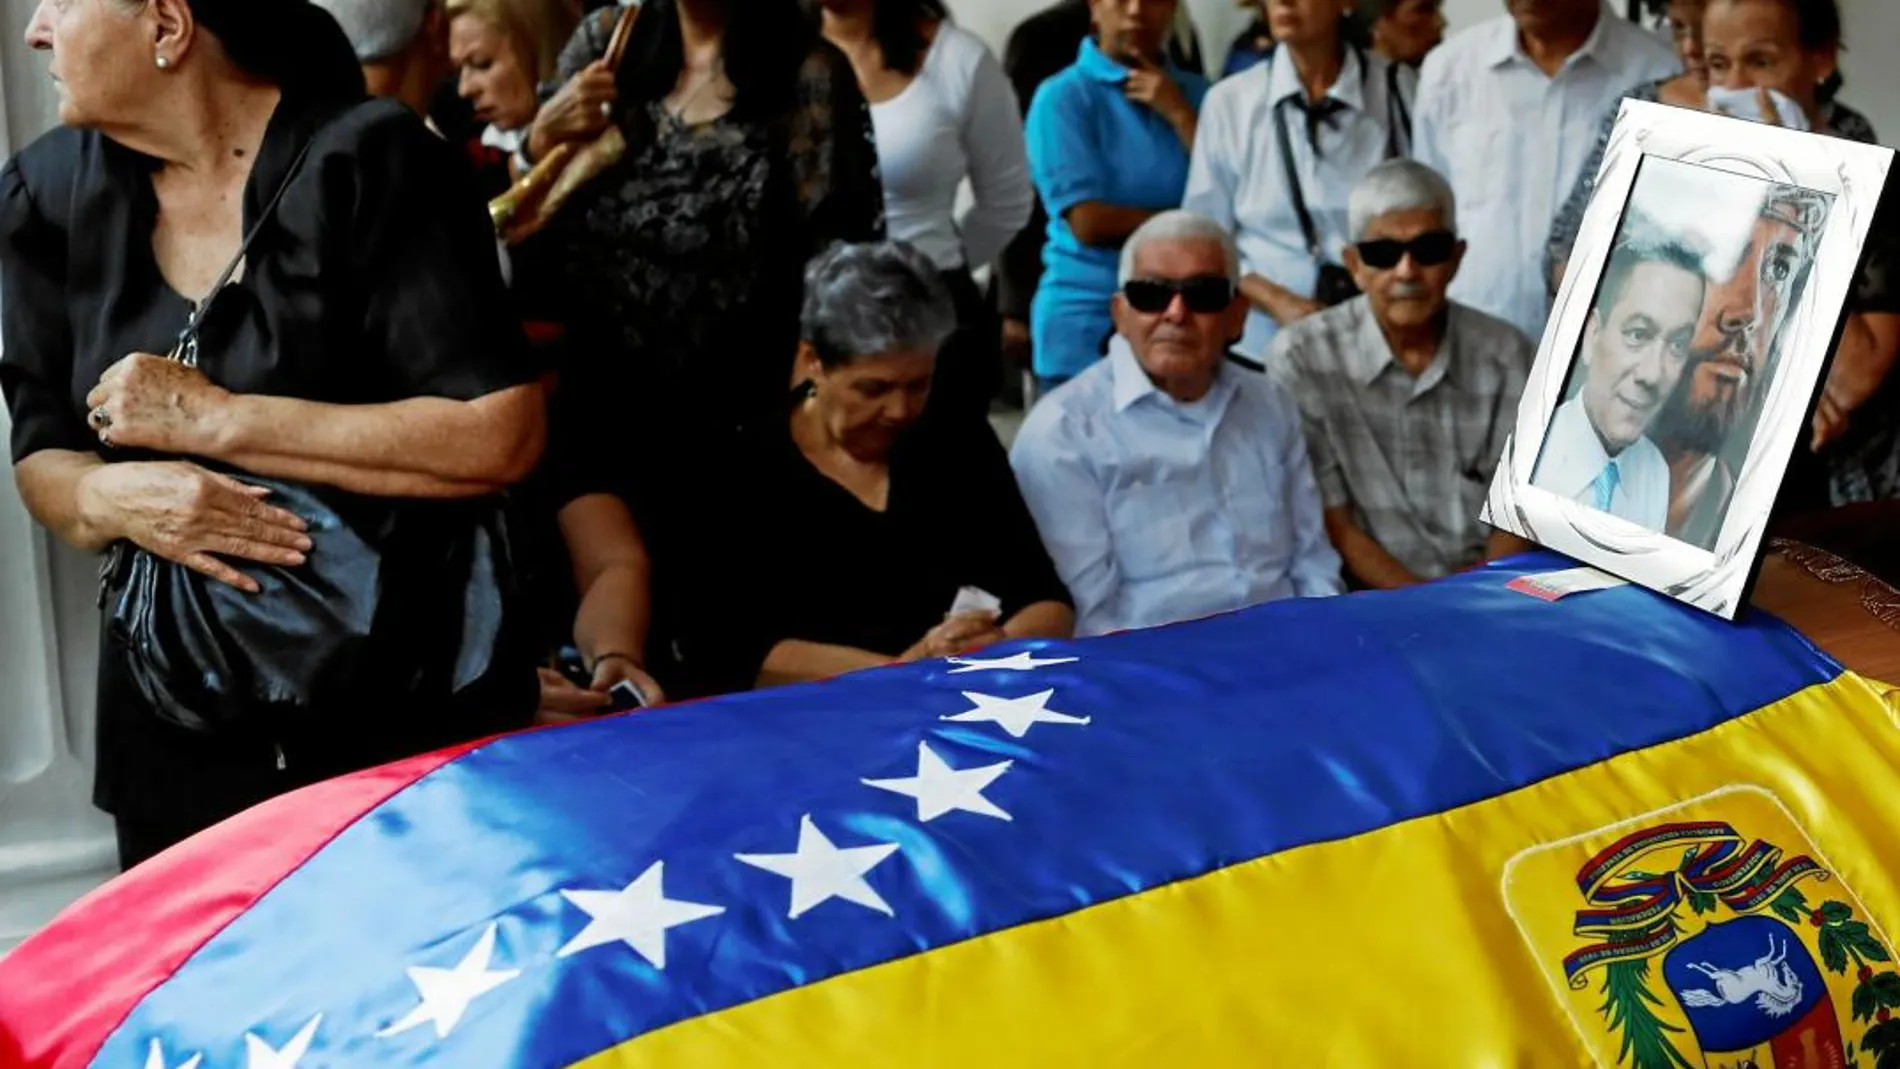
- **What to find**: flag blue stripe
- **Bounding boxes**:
[96,554,1838,1067]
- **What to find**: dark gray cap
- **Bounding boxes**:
[310,0,432,63]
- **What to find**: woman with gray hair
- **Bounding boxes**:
[543,241,1073,699]
[727,241,1074,688]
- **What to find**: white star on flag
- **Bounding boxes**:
[863,742,1013,822]
[557,861,725,969]
[735,814,902,919]
[245,1014,321,1069]
[946,651,1079,673]
[378,923,520,1041]
[941,689,1090,738]
[144,1039,202,1069]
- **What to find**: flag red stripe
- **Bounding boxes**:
[0,742,484,1069]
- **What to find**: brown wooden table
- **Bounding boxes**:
[1752,538,1900,685]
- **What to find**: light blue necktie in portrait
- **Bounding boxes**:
[1590,461,1622,512]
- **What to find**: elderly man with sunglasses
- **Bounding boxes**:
[1267,160,1533,590]
[1009,211,1343,637]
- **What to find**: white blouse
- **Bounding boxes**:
[870,24,1032,273]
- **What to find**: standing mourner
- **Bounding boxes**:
[2,0,546,866]
[1412,0,1676,340]
[1024,0,1209,391]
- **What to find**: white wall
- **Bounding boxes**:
[1841,1,1900,144]
[950,0,1897,148]
[0,0,117,957]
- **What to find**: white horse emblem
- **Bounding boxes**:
[1676,933,1805,1018]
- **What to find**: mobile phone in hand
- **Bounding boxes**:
[607,680,648,712]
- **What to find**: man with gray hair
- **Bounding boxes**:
[312,0,450,119]
[1268,159,1533,588]
[1010,210,1342,636]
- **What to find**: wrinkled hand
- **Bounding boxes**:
[1123,57,1192,128]
[85,353,230,455]
[906,612,1007,662]
[78,460,310,593]
[529,60,617,160]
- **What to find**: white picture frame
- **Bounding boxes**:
[1482,100,1894,620]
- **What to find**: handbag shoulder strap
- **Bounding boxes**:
[172,138,316,362]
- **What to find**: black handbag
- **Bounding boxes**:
[1272,48,1413,309]
[100,141,525,737]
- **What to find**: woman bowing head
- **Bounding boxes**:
[5,0,547,867]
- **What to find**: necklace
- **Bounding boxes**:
[665,58,727,125]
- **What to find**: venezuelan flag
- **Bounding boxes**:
[2,553,1897,1068]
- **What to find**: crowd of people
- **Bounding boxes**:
[1,0,1893,867]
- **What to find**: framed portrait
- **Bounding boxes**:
[1483,100,1895,620]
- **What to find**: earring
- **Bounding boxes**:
[155,55,170,69]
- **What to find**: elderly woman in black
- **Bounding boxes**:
[3,0,545,867]
[736,241,1073,686]
[543,242,1073,699]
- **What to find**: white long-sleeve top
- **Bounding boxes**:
[871,24,1032,272]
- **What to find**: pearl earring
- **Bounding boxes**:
[155,55,170,69]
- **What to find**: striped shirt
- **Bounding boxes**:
[1267,298,1533,579]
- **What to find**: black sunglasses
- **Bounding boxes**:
[1122,276,1236,314]
[1355,231,1458,270]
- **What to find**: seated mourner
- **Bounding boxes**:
[550,241,1076,699]
[1268,159,1533,588]
[1011,211,1343,636]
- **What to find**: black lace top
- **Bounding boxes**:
[543,9,885,486]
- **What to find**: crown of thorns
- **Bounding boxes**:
[1761,185,1830,246]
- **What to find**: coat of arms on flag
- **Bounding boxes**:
[1507,786,1900,1069]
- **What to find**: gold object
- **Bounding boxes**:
[487,4,640,246]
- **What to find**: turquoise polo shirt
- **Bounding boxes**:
[1025,39,1209,380]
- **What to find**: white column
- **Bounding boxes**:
[0,6,115,956]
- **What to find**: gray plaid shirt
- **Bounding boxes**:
[1267,298,1532,580]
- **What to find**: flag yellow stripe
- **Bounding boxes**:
[569,674,1900,1068]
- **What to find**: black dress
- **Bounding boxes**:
[712,410,1074,688]
[0,93,541,864]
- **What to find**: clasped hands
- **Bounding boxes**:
[902,611,1007,663]
[80,353,308,594]
[85,351,229,455]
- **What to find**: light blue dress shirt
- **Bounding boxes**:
[1184,46,1415,358]
[1024,39,1210,381]
[1412,8,1677,341]
[1531,396,1672,530]
[1009,336,1345,636]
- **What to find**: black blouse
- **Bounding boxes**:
[715,411,1074,684]
[0,94,540,830]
